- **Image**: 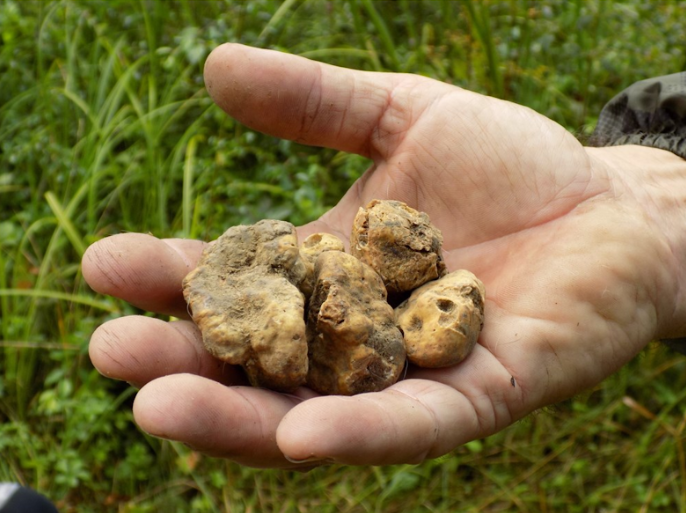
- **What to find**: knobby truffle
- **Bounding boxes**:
[182,220,309,391]
[350,200,447,296]
[299,232,345,298]
[307,251,406,395]
[395,270,485,368]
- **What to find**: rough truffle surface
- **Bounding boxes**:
[299,233,345,298]
[182,220,308,391]
[307,251,406,395]
[350,200,447,295]
[395,270,485,368]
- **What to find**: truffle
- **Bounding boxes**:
[350,200,447,296]
[299,232,345,298]
[182,220,308,391]
[395,270,485,368]
[307,251,406,395]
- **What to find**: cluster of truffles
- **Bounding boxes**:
[182,200,485,396]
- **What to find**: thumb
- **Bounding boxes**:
[203,43,428,159]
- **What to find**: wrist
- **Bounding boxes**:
[586,144,686,339]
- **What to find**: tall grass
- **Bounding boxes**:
[1,0,685,511]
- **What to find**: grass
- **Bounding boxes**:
[1,0,686,511]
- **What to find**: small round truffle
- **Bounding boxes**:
[395,270,485,368]
[350,199,446,296]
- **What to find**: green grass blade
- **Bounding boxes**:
[53,87,100,132]
[299,48,376,61]
[182,134,203,238]
[463,0,504,97]
[0,289,119,313]
[45,191,87,257]
[258,0,301,43]
[360,0,400,70]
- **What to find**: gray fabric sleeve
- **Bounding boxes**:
[589,72,686,160]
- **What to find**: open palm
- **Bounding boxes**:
[83,44,681,468]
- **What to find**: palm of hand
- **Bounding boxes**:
[299,84,662,461]
[83,44,672,468]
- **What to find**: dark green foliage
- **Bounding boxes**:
[1,0,685,511]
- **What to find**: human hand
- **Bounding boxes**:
[82,43,686,468]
